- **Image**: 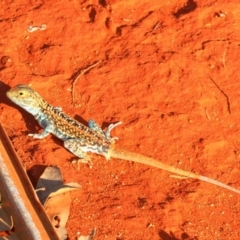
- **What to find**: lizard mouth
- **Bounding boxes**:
[6,90,18,103]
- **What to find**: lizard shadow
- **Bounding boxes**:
[0,81,14,107]
[158,229,198,240]
[72,114,88,126]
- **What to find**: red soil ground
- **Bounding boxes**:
[1,0,240,239]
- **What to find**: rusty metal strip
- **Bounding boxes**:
[0,122,60,240]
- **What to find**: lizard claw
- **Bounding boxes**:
[71,157,93,170]
[28,129,50,139]
[28,133,44,139]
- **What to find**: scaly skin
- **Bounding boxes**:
[7,84,240,194]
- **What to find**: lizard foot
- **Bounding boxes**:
[71,157,93,170]
[104,121,122,141]
[28,129,50,139]
[28,133,46,139]
[64,139,93,170]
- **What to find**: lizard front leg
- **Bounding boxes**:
[29,115,56,139]
[28,129,51,139]
[28,123,56,139]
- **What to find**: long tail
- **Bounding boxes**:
[110,147,240,194]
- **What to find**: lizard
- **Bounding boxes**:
[6,84,240,194]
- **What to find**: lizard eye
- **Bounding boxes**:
[19,92,24,96]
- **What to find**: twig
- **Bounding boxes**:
[153,21,160,31]
[222,48,227,68]
[71,60,102,104]
[205,107,211,121]
[209,76,231,114]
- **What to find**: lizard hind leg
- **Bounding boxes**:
[28,129,50,139]
[88,119,122,142]
[104,121,122,142]
[88,119,105,136]
[64,139,93,168]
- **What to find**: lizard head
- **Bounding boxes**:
[7,84,46,115]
